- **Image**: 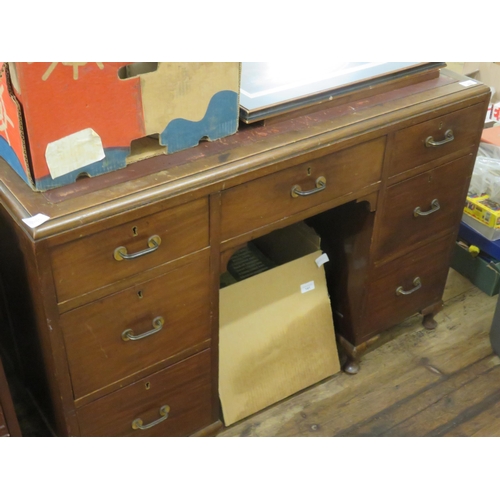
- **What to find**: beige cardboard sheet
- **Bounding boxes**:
[219,249,340,426]
[140,62,240,136]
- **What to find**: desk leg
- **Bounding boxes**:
[421,301,443,331]
[337,335,380,374]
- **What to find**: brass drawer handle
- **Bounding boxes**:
[291,176,326,198]
[396,277,422,296]
[114,235,161,261]
[425,129,454,147]
[132,405,170,430]
[414,199,440,217]
[121,316,165,341]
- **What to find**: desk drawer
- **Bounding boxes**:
[61,250,211,400]
[374,155,473,261]
[77,349,213,437]
[220,138,385,241]
[362,235,454,340]
[389,103,485,178]
[51,198,209,303]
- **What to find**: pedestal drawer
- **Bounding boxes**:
[374,155,473,261]
[77,349,213,437]
[51,197,209,303]
[221,137,385,241]
[61,250,211,400]
[389,102,485,178]
[361,234,455,341]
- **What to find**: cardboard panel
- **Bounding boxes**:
[141,62,239,136]
[219,243,340,426]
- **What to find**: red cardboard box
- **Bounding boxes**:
[482,126,500,146]
[0,62,240,191]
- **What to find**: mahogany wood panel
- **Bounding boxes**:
[220,137,385,241]
[61,250,211,400]
[51,198,209,304]
[388,102,485,178]
[306,201,375,346]
[374,155,474,262]
[361,234,456,341]
[0,356,21,437]
[0,406,7,436]
[208,193,223,422]
[77,349,213,437]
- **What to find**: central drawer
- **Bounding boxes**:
[220,137,385,241]
[61,250,211,400]
[51,197,209,304]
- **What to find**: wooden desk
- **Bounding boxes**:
[0,69,490,436]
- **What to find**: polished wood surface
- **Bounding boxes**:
[51,197,209,304]
[374,156,474,261]
[0,69,491,436]
[61,250,211,401]
[0,70,485,237]
[389,102,486,178]
[0,356,21,437]
[362,233,455,341]
[220,138,385,241]
[77,349,213,437]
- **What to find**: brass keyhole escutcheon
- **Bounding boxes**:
[132,226,138,236]
[145,382,151,390]
[438,121,444,130]
[137,290,144,299]
[307,167,312,176]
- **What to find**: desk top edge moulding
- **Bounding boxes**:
[0,62,491,436]
[0,65,485,236]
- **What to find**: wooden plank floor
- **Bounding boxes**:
[218,269,500,437]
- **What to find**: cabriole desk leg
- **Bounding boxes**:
[421,301,443,331]
[337,335,380,375]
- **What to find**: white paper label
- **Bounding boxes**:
[459,80,478,87]
[300,281,315,294]
[45,128,105,179]
[315,253,330,267]
[22,213,50,228]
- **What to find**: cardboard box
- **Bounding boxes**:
[481,127,500,149]
[450,241,500,296]
[459,220,500,261]
[463,193,500,240]
[219,223,340,426]
[0,62,240,191]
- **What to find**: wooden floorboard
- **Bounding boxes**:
[218,269,500,437]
